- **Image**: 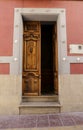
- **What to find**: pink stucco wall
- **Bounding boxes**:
[0,63,9,74]
[70,63,83,74]
[0,0,83,74]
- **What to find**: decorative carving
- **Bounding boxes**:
[23,72,40,78]
[23,72,39,96]
[24,22,40,32]
[23,22,40,71]
[24,40,37,70]
[30,47,33,53]
[23,33,40,41]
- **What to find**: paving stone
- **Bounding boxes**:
[37,115,48,120]
[49,114,60,120]
[37,120,49,127]
[60,115,75,126]
[49,118,62,127]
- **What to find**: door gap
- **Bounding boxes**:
[41,22,55,95]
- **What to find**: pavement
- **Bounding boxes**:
[0,112,83,130]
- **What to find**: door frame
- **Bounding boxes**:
[13,8,67,99]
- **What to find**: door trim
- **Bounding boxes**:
[13,8,67,99]
[13,8,68,75]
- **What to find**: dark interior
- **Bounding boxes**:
[41,22,54,95]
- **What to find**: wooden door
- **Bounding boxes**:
[22,22,41,96]
[53,23,58,94]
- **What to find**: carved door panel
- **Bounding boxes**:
[53,23,58,94]
[23,22,41,96]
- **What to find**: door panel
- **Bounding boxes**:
[53,23,58,94]
[23,22,41,96]
[24,40,38,70]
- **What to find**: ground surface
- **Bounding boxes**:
[0,112,83,130]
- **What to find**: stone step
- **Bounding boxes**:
[19,102,61,114]
[22,95,58,102]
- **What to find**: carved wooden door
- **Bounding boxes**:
[22,22,41,96]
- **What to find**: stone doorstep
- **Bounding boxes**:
[19,101,61,114]
[22,95,58,102]
[19,101,61,107]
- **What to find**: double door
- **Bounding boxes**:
[22,21,58,96]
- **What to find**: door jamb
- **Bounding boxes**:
[13,8,67,100]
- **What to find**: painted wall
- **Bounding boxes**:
[0,0,83,74]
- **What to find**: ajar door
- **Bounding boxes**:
[53,23,58,95]
[22,22,41,96]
